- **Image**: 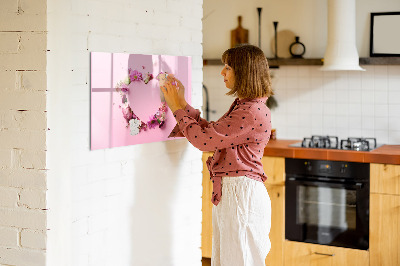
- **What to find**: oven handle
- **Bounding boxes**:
[286,177,364,189]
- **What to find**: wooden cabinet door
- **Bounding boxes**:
[284,241,369,266]
[262,157,285,265]
[264,184,284,266]
[370,163,400,195]
[262,156,285,186]
[370,193,400,266]
[202,152,213,258]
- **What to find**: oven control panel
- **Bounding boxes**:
[286,158,369,180]
[318,162,331,173]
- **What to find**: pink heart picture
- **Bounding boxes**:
[90,52,192,150]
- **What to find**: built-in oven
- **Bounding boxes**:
[285,158,369,250]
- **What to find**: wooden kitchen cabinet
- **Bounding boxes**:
[370,163,400,195]
[201,154,286,266]
[262,156,285,266]
[261,156,285,186]
[284,241,369,266]
[264,184,285,266]
[370,193,400,266]
[370,163,400,266]
[202,152,213,258]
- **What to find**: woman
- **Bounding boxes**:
[161,44,273,266]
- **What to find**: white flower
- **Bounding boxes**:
[129,118,141,136]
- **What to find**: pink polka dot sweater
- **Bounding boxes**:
[169,97,271,206]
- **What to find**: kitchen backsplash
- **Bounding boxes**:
[203,65,400,144]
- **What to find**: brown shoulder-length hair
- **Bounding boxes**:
[221,44,273,99]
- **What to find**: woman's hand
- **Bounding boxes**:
[168,74,187,108]
[160,76,185,113]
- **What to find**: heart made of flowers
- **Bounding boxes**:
[115,68,172,136]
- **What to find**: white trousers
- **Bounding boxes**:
[212,176,271,266]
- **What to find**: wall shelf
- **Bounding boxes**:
[268,58,323,67]
[203,58,323,67]
[203,57,400,67]
[359,57,400,65]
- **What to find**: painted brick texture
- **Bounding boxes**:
[0,0,48,265]
[21,229,47,250]
[0,227,19,247]
[2,0,204,265]
[46,0,203,266]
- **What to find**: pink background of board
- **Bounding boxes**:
[90,52,192,150]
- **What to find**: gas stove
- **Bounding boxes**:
[289,135,381,151]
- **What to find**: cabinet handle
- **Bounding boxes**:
[314,252,335,257]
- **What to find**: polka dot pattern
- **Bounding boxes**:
[169,97,272,206]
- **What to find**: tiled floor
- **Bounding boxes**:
[202,257,211,266]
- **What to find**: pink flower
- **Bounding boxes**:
[147,117,159,129]
[120,83,129,93]
[139,121,147,132]
[160,101,168,112]
[129,69,143,82]
[122,106,134,123]
[143,73,153,84]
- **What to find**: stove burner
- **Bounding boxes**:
[294,136,379,151]
[340,137,377,151]
[301,135,339,149]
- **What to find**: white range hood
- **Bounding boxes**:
[320,0,365,71]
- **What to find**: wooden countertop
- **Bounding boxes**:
[263,139,400,165]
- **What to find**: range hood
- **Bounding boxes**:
[320,0,365,71]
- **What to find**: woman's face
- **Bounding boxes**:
[220,64,235,89]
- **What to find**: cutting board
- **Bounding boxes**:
[231,16,249,48]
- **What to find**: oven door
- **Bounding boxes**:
[285,177,369,250]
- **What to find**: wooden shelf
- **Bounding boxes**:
[202,59,223,66]
[203,57,400,67]
[203,58,323,67]
[359,57,400,65]
[268,58,323,67]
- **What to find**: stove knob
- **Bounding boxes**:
[305,162,312,171]
[340,164,347,174]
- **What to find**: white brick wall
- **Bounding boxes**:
[0,248,45,266]
[21,229,47,250]
[0,187,19,208]
[0,227,19,247]
[47,1,203,266]
[0,0,48,265]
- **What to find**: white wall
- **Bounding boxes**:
[203,0,400,144]
[204,0,326,59]
[204,65,400,144]
[0,0,48,265]
[47,0,203,266]
[203,0,400,58]
[271,65,400,144]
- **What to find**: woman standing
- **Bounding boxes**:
[161,44,273,266]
